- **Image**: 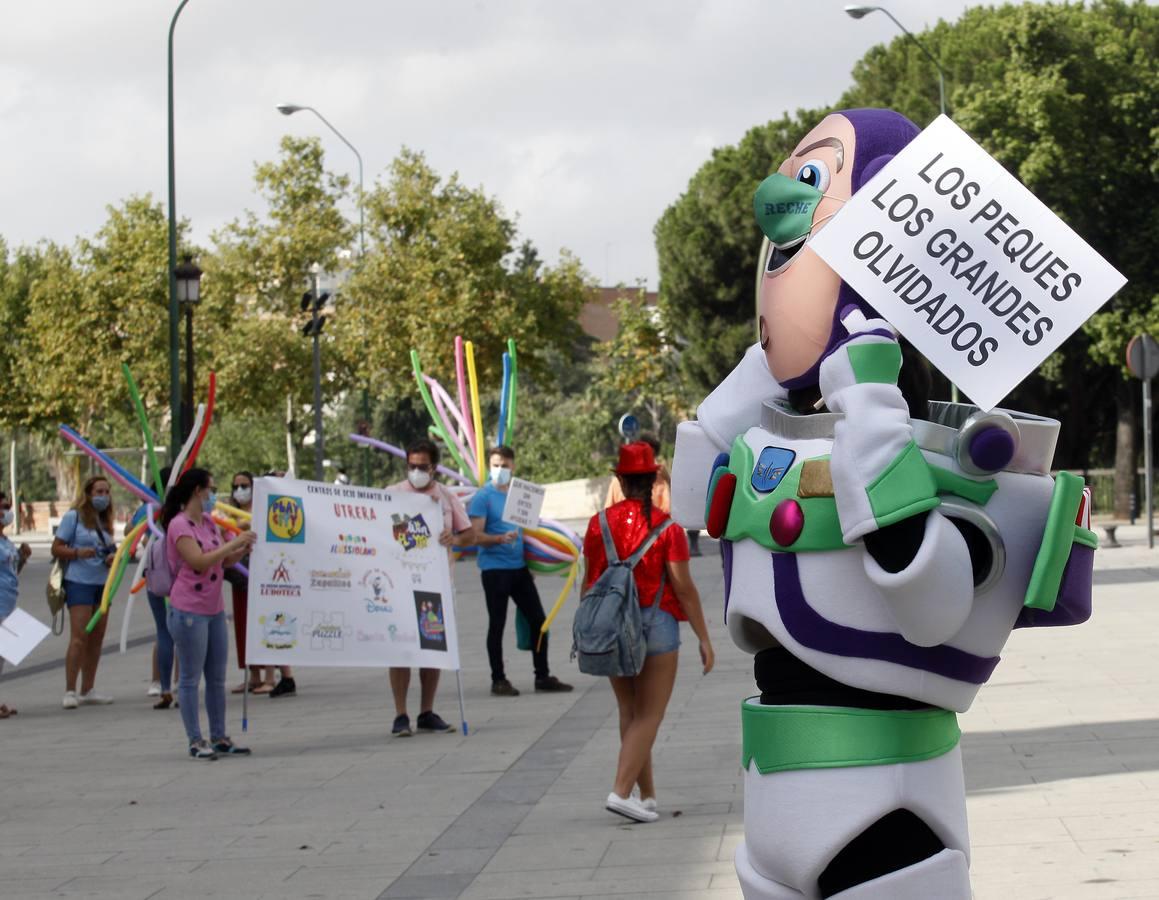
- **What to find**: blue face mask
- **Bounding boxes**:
[204,492,217,514]
[91,495,110,512]
[490,466,512,487]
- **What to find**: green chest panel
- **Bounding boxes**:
[720,434,999,554]
[722,438,848,552]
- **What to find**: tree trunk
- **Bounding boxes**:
[48,447,79,504]
[285,394,298,478]
[1113,377,1136,519]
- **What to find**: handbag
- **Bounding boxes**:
[46,557,67,635]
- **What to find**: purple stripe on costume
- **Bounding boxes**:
[1015,544,1094,629]
[771,551,1000,685]
[721,539,733,624]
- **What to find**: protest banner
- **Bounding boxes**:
[809,115,1126,411]
[246,477,460,670]
[501,477,546,530]
[0,608,50,666]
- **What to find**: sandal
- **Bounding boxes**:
[251,682,275,695]
[153,693,175,710]
[230,682,262,694]
[0,704,13,719]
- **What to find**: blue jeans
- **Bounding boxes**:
[167,607,228,744]
[147,592,175,693]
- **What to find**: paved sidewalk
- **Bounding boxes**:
[0,526,1157,899]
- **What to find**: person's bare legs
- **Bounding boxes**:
[65,605,92,693]
[418,668,440,714]
[389,667,411,716]
[152,644,159,682]
[610,675,655,799]
[79,610,109,694]
[612,651,678,800]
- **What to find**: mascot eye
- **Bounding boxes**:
[795,159,830,192]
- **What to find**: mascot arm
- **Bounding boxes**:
[821,309,974,645]
[671,342,787,529]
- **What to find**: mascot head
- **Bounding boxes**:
[754,109,920,390]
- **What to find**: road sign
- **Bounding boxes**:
[1126,334,1159,381]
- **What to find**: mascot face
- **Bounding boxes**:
[754,109,920,390]
[757,113,855,385]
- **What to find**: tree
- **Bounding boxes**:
[200,136,354,468]
[594,289,690,439]
[337,149,590,398]
[842,0,1158,513]
[656,1,1158,514]
[654,108,830,395]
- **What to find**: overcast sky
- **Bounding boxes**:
[3,0,987,288]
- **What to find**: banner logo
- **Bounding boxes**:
[267,495,306,544]
[259,612,298,650]
[307,612,346,650]
[259,554,302,598]
[392,513,432,552]
[330,533,376,557]
[309,568,352,591]
[414,591,447,652]
[360,569,395,613]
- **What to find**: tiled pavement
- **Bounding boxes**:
[1,523,1158,899]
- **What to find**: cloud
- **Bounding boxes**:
[0,0,979,287]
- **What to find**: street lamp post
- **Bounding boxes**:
[167,0,193,460]
[175,256,203,440]
[302,265,328,483]
[275,104,364,257]
[845,4,956,402]
[844,5,946,119]
[276,102,368,483]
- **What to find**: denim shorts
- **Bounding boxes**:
[641,603,681,656]
[64,581,104,608]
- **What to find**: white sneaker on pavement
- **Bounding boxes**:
[630,787,658,813]
[80,691,114,706]
[147,681,162,697]
[605,792,658,823]
[62,691,78,710]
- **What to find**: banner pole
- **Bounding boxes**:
[242,670,249,732]
[455,668,468,736]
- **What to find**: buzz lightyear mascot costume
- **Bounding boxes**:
[671,109,1096,899]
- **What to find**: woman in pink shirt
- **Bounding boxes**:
[161,468,256,760]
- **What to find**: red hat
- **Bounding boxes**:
[614,442,659,475]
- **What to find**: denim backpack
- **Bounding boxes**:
[572,510,670,677]
[144,532,175,598]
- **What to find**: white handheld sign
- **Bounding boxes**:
[501,478,546,529]
[809,115,1126,411]
[0,608,51,666]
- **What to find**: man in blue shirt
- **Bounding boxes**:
[468,446,572,696]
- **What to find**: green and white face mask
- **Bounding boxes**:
[753,167,844,248]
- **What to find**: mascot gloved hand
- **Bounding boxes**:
[670,108,1095,900]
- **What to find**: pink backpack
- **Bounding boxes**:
[144,533,176,597]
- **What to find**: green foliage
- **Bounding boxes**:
[655,0,1157,471]
[338,150,591,398]
[654,108,830,393]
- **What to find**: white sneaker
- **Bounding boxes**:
[630,787,658,813]
[80,691,114,706]
[605,792,658,823]
[62,691,79,710]
[147,681,162,697]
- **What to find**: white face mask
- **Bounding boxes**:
[0,509,12,528]
[490,466,512,487]
[233,487,252,505]
[407,469,432,490]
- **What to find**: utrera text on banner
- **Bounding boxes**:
[808,114,1126,411]
[246,477,460,669]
